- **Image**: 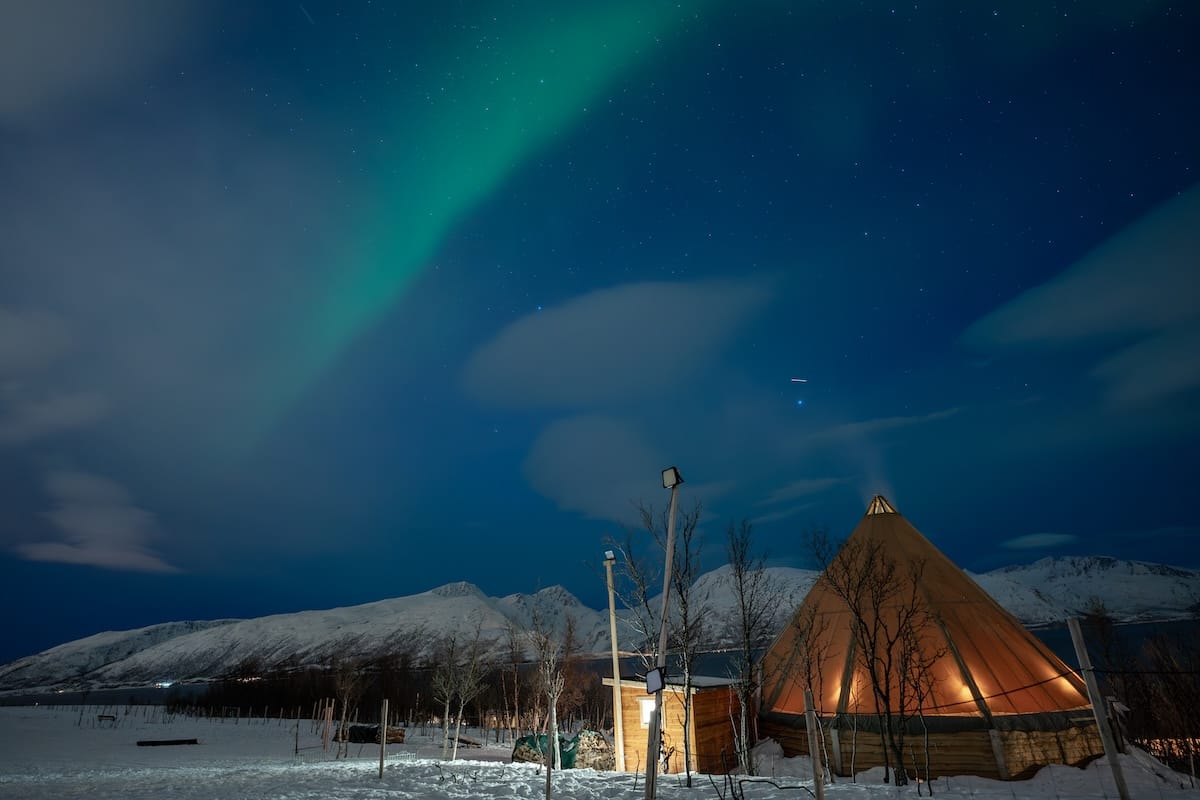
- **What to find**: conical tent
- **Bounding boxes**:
[758,496,1103,780]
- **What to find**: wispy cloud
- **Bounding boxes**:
[0,385,107,445]
[0,309,72,372]
[0,1,206,127]
[522,415,663,522]
[803,408,960,446]
[758,477,846,507]
[1001,533,1078,550]
[751,502,814,527]
[15,469,179,573]
[464,279,770,409]
[0,308,107,444]
[964,184,1200,409]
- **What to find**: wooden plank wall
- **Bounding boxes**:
[759,716,1104,781]
[617,686,739,775]
[688,686,739,774]
[617,686,652,775]
[1001,727,1104,779]
[760,715,1001,779]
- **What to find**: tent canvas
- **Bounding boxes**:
[758,495,1103,780]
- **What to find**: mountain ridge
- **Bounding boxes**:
[2,555,1196,694]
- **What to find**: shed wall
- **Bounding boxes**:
[612,682,738,774]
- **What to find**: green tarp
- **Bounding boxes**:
[513,733,579,768]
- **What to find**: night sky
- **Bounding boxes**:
[2,1,1197,665]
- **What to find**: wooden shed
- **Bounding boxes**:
[758,495,1104,781]
[603,674,740,774]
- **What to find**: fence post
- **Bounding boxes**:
[1068,617,1130,800]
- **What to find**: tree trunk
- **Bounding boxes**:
[682,680,693,786]
[513,668,522,740]
[338,698,350,759]
[877,716,889,783]
[737,693,755,775]
[850,713,858,781]
[440,696,452,760]
[452,699,466,761]
[501,674,512,746]
[549,697,561,769]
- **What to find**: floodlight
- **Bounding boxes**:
[661,466,683,489]
[604,549,616,562]
[645,667,665,694]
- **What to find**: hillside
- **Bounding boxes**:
[1,556,1196,693]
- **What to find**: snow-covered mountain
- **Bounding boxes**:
[972,556,1200,625]
[2,556,1196,694]
[0,583,612,694]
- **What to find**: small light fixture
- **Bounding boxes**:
[604,550,616,563]
[661,466,683,489]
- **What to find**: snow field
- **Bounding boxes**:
[0,705,1197,799]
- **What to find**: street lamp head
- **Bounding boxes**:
[604,549,616,562]
[661,466,684,489]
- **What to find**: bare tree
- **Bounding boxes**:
[528,606,566,798]
[608,528,662,674]
[812,530,942,786]
[898,609,944,794]
[331,656,367,758]
[1142,629,1200,783]
[451,621,491,761]
[558,614,593,732]
[503,619,524,742]
[726,519,778,776]
[430,632,460,760]
[781,592,837,783]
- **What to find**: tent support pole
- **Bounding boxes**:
[829,725,843,776]
[987,729,1010,780]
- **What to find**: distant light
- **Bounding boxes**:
[796,399,804,407]
[661,466,684,489]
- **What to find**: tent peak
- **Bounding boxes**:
[866,495,897,515]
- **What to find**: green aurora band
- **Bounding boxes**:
[251,2,715,447]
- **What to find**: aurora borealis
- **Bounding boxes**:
[0,0,1197,663]
[276,2,711,441]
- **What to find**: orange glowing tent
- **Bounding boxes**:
[758,496,1104,780]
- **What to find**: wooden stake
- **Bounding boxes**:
[323,702,333,753]
[379,699,389,779]
[1068,617,1130,800]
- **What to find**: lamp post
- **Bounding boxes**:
[604,550,626,772]
[643,465,683,800]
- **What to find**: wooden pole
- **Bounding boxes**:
[804,689,825,800]
[1068,617,1130,800]
[605,554,626,771]
[379,698,389,779]
[323,701,333,753]
[644,477,681,800]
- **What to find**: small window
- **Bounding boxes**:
[639,698,655,728]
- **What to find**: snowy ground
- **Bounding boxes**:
[0,706,1196,799]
